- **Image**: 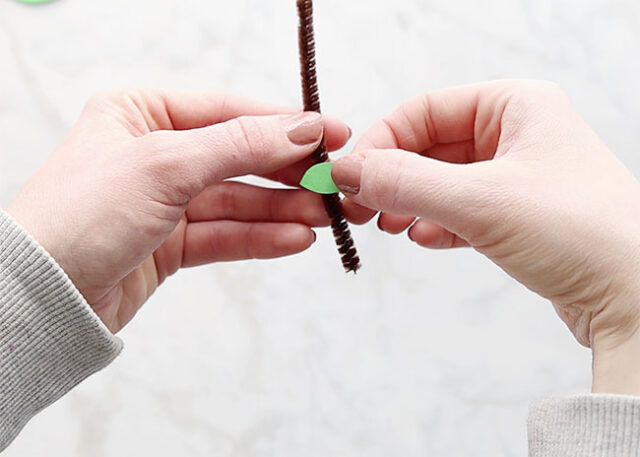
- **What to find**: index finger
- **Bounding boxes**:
[159,91,351,150]
[157,90,351,157]
[160,91,291,130]
[354,81,514,161]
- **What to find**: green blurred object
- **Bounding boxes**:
[14,0,55,4]
[300,162,340,195]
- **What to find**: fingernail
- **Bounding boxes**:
[312,231,317,243]
[284,112,323,145]
[347,126,353,141]
[332,155,364,196]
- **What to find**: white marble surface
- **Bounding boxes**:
[1,0,638,455]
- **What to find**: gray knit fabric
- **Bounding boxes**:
[0,209,122,452]
[529,395,640,456]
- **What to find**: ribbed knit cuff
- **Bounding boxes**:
[528,395,640,456]
[0,210,123,452]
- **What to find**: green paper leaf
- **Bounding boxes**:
[300,162,339,194]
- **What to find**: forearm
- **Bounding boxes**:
[0,209,122,452]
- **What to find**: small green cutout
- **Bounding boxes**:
[300,162,339,194]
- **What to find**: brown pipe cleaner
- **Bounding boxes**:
[297,0,361,273]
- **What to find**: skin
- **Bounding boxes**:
[7,81,639,397]
[333,80,640,395]
[6,89,359,333]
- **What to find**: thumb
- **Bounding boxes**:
[140,112,324,196]
[332,149,503,235]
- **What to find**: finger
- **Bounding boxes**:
[129,91,291,131]
[342,199,377,225]
[186,181,329,227]
[408,219,469,249]
[377,213,416,234]
[162,92,283,130]
[353,81,516,161]
[261,156,317,187]
[110,90,353,144]
[332,149,503,235]
[87,90,287,132]
[324,115,353,152]
[424,140,478,164]
[182,221,315,267]
[140,112,325,197]
[262,116,352,187]
[163,93,352,144]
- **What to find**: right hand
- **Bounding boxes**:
[332,80,640,395]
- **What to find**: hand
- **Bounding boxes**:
[6,90,351,333]
[332,80,640,395]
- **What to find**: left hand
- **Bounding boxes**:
[6,90,351,333]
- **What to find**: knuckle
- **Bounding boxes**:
[510,80,568,106]
[533,80,565,94]
[205,226,222,254]
[83,87,167,122]
[225,116,269,162]
[83,90,117,113]
[85,88,137,108]
[367,152,411,211]
[243,224,258,259]
[219,182,237,219]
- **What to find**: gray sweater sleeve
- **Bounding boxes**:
[0,209,122,452]
[529,395,640,456]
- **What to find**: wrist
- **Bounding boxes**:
[592,327,640,395]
